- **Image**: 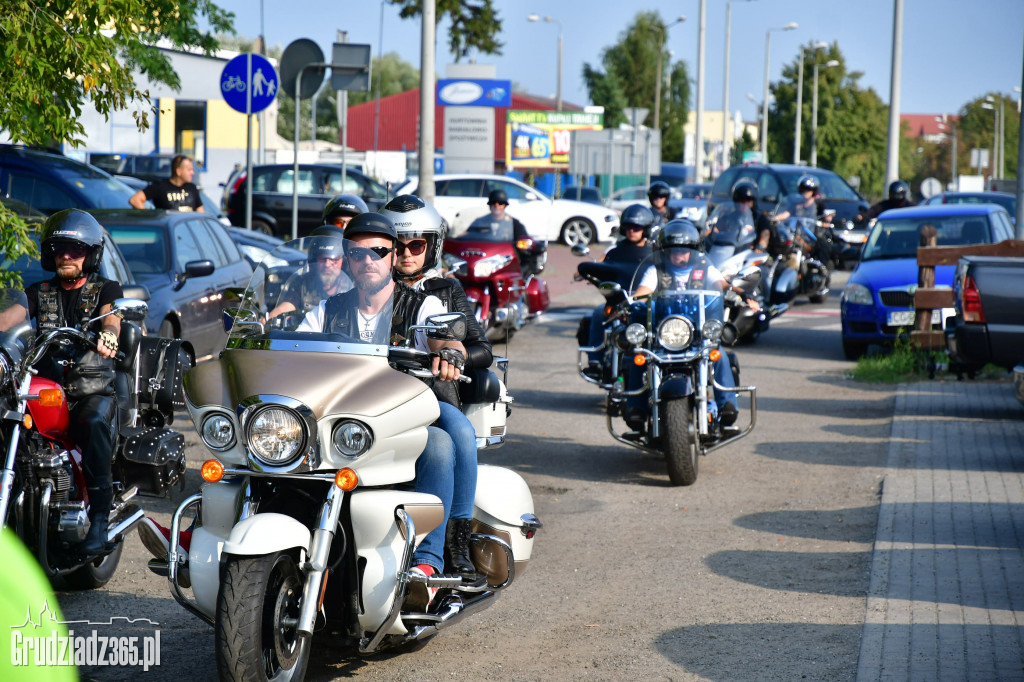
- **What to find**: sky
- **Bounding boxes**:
[210,0,1024,122]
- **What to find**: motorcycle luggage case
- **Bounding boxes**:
[119,426,186,497]
[771,266,799,305]
[138,337,192,423]
[526,277,549,314]
[472,465,536,585]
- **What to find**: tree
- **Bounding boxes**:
[957,94,1019,181]
[0,0,234,286]
[388,0,503,60]
[582,11,692,163]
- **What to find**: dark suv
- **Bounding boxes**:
[0,145,137,215]
[710,163,870,227]
[223,164,389,238]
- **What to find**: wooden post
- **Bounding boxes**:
[915,224,938,335]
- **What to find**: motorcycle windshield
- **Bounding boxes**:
[784,193,819,219]
[224,237,393,356]
[706,202,757,248]
[459,215,515,242]
[631,252,725,323]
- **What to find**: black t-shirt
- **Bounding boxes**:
[26,277,124,329]
[143,179,202,211]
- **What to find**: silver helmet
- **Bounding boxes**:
[378,194,447,274]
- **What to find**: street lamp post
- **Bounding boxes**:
[653,16,686,132]
[810,59,839,167]
[981,100,999,181]
[761,22,798,164]
[936,117,958,189]
[794,41,829,164]
[695,0,707,182]
[722,0,758,172]
[527,15,563,111]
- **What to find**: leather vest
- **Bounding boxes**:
[36,275,106,333]
[322,281,427,346]
[659,255,712,291]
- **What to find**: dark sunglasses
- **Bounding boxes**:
[396,240,428,256]
[624,224,646,232]
[50,243,90,259]
[346,246,394,261]
[488,201,508,207]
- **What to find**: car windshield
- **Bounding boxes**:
[941,194,1015,215]
[105,225,171,274]
[861,215,992,261]
[778,171,860,200]
[66,176,137,208]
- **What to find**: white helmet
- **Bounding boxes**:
[379,194,447,274]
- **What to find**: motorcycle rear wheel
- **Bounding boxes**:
[216,552,311,682]
[663,398,699,486]
[61,542,124,590]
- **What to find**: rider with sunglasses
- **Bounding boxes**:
[322,193,368,229]
[467,189,544,277]
[24,210,124,555]
[267,224,353,320]
[381,195,493,585]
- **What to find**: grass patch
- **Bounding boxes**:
[850,335,1010,383]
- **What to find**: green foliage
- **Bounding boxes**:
[0,0,233,287]
[731,129,757,165]
[582,11,692,163]
[349,53,421,107]
[0,215,38,288]
[850,336,927,382]
[388,0,503,60]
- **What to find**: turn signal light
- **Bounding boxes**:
[709,349,721,362]
[633,354,647,367]
[37,388,63,407]
[23,415,32,430]
[335,468,358,491]
[515,239,533,250]
[201,460,224,483]
[604,305,613,316]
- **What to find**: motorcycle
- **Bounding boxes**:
[156,238,539,680]
[704,201,796,344]
[0,292,188,588]
[442,217,550,342]
[773,199,834,304]
[575,256,759,486]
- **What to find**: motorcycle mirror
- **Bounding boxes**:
[422,312,468,341]
[223,307,264,334]
[730,265,762,292]
[823,209,837,218]
[571,244,591,258]
[443,253,469,278]
[109,298,149,323]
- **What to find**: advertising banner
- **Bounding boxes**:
[505,110,603,169]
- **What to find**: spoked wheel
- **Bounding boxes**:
[560,218,596,246]
[663,397,700,486]
[216,552,311,682]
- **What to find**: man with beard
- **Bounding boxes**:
[296,212,466,611]
[24,210,123,555]
[267,225,352,319]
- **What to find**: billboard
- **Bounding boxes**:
[505,110,603,169]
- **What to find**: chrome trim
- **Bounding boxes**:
[227,338,389,356]
[297,485,345,636]
[107,505,144,542]
[36,483,52,575]
[704,382,758,455]
[199,412,236,451]
[168,494,212,626]
[360,508,418,654]
[331,419,374,459]
[657,315,694,351]
[237,395,319,472]
[219,466,336,481]
[475,435,504,450]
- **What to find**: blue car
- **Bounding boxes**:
[839,203,1015,359]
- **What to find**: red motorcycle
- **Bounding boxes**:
[443,225,549,341]
[0,292,188,588]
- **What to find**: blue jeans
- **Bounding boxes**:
[713,352,737,412]
[437,401,478,520]
[411,426,454,572]
[586,305,607,365]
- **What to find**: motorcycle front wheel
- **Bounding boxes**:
[663,397,699,486]
[216,552,311,682]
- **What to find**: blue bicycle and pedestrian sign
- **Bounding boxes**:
[220,53,278,114]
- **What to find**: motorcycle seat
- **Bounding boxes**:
[115,323,142,431]
[458,367,501,404]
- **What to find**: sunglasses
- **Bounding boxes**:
[50,243,89,259]
[488,202,508,207]
[396,239,428,256]
[346,246,394,261]
[624,224,646,232]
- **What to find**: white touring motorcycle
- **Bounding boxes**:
[152,238,539,681]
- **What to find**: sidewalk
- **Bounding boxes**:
[857,380,1024,681]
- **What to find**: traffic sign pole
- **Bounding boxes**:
[246,53,253,233]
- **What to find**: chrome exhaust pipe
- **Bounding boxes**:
[107,505,144,542]
[408,590,501,640]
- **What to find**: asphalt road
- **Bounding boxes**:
[57,250,897,681]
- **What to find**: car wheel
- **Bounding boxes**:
[250,220,274,237]
[560,218,596,246]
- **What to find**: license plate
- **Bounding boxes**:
[888,310,915,326]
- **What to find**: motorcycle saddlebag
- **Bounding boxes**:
[138,337,192,424]
[770,266,799,305]
[119,426,186,497]
[526,277,549,315]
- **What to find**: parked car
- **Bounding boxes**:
[112,154,177,184]
[0,144,137,215]
[225,226,311,302]
[710,163,870,229]
[606,185,650,215]
[558,185,604,206]
[397,173,620,245]
[946,254,1024,373]
[839,204,1013,359]
[223,164,389,238]
[669,182,713,227]
[922,191,1017,222]
[91,209,254,361]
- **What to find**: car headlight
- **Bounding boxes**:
[332,420,373,458]
[624,323,647,346]
[657,316,694,351]
[473,254,513,278]
[702,319,724,344]
[247,406,306,465]
[201,414,235,451]
[842,282,874,305]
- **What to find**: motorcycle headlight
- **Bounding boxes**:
[836,230,867,244]
[657,316,694,351]
[332,420,373,458]
[247,407,306,465]
[842,282,874,306]
[201,414,235,451]
[624,323,647,346]
[473,254,513,278]
[702,319,724,344]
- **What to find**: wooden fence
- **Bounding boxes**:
[912,233,1024,349]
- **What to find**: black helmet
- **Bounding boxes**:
[322,193,368,225]
[307,225,345,262]
[889,180,909,201]
[39,209,105,273]
[487,189,508,205]
[655,219,701,251]
[648,181,672,202]
[379,194,447,273]
[619,204,655,238]
[797,174,820,194]
[343,212,398,242]
[732,179,758,203]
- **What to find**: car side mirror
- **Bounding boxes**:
[174,259,215,290]
[526,192,540,201]
[571,244,591,258]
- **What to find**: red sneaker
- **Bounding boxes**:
[137,517,191,560]
[405,564,439,611]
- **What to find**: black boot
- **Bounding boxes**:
[446,518,480,583]
[79,511,114,555]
